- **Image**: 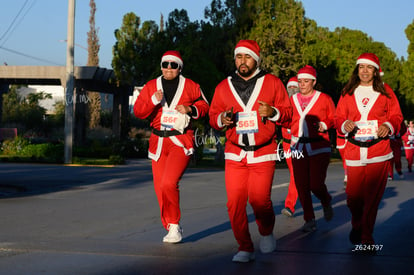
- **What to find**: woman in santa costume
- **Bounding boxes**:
[281,76,299,217]
[134,50,209,243]
[335,53,403,249]
[402,120,414,173]
[209,40,292,262]
[289,65,335,232]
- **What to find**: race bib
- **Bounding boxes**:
[236,111,259,134]
[160,108,179,129]
[354,120,378,141]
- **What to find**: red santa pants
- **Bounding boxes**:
[151,138,191,229]
[225,158,276,252]
[338,148,348,178]
[405,148,414,169]
[389,139,402,177]
[292,151,332,222]
[283,142,298,212]
[346,161,389,244]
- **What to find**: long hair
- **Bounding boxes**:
[342,65,389,97]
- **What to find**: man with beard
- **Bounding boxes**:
[209,40,292,262]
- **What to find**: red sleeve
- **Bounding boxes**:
[321,94,336,130]
[190,83,209,120]
[133,80,158,120]
[334,95,349,135]
[209,80,228,130]
[385,85,403,135]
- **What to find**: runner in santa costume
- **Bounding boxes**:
[281,76,299,217]
[335,53,403,248]
[289,65,335,232]
[379,69,405,180]
[209,40,292,262]
[402,120,414,172]
[389,120,406,179]
[134,50,209,243]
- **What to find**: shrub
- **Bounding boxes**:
[108,155,125,165]
[0,136,63,163]
[1,136,30,155]
[20,143,63,161]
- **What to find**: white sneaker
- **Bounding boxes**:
[232,251,255,263]
[163,224,182,243]
[259,234,276,253]
[281,208,293,217]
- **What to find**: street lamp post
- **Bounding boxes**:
[64,0,75,164]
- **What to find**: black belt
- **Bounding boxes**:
[152,129,183,137]
[233,139,273,151]
[297,136,324,143]
[347,137,386,148]
[283,138,291,144]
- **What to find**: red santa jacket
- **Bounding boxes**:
[335,85,403,166]
[209,73,292,164]
[336,132,347,150]
[289,91,336,156]
[134,75,209,161]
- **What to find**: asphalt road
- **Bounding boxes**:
[0,158,413,275]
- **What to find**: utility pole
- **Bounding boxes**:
[64,0,75,164]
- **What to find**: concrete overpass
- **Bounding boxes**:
[0,65,134,147]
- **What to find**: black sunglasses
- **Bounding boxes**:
[161,61,180,69]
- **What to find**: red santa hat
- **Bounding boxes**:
[161,50,183,68]
[287,76,299,88]
[297,65,317,80]
[356,53,380,69]
[234,40,260,62]
[379,67,384,76]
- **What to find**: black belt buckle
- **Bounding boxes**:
[244,145,255,151]
[153,129,168,137]
[153,129,182,137]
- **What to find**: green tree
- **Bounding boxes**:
[202,0,239,77]
[239,0,306,81]
[400,20,414,119]
[163,9,224,100]
[52,100,65,127]
[86,0,101,129]
[112,13,142,85]
[2,86,51,132]
[112,13,162,86]
[2,86,23,124]
[300,23,402,103]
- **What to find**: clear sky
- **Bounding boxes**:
[0,0,412,69]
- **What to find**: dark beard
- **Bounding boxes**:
[237,64,255,77]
